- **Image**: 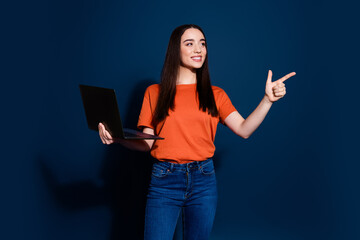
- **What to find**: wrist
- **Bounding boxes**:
[263,94,274,104]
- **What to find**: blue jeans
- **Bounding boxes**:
[144,158,217,240]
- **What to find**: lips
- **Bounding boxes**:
[191,56,202,62]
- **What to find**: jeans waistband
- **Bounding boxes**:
[154,158,213,172]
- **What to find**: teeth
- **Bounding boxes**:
[192,57,201,60]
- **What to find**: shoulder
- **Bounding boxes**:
[211,85,223,91]
[212,85,233,105]
[145,84,160,95]
[211,85,226,96]
[146,83,160,91]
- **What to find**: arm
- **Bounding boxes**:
[224,97,272,139]
[98,123,155,151]
[224,70,296,139]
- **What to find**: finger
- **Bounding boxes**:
[278,72,296,83]
[98,126,104,141]
[273,86,286,93]
[273,82,284,89]
[274,92,285,97]
[99,125,108,143]
[102,124,113,141]
[105,129,113,140]
[273,83,284,91]
[100,135,105,144]
[100,133,105,144]
[279,89,286,96]
[99,122,105,131]
[266,70,273,84]
[99,124,105,138]
[98,122,103,132]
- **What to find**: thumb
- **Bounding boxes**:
[266,70,273,84]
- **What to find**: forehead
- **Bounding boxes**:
[181,28,205,41]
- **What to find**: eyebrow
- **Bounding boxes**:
[183,38,206,43]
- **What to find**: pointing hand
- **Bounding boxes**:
[265,70,296,103]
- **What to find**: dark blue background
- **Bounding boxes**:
[3,0,359,239]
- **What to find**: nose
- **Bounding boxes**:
[194,44,201,53]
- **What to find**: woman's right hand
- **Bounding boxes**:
[98,122,116,145]
[98,122,154,151]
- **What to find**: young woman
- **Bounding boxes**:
[98,24,295,240]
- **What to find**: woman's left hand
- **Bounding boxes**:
[265,70,296,103]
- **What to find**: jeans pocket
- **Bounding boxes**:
[200,161,215,175]
[151,164,170,178]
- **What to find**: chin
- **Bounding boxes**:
[190,63,205,69]
[181,61,205,70]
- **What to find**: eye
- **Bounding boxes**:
[186,42,193,46]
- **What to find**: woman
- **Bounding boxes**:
[99,24,295,240]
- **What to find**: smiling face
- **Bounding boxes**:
[180,28,207,70]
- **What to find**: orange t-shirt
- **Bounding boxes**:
[137,84,236,164]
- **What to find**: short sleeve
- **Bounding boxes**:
[137,84,159,129]
[214,87,237,124]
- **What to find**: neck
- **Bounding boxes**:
[176,65,197,85]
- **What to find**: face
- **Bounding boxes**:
[180,28,207,70]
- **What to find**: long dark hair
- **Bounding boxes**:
[152,24,219,126]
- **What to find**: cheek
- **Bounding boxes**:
[180,49,190,60]
[180,52,186,63]
[180,53,188,66]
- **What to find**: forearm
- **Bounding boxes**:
[239,95,273,138]
[228,70,294,138]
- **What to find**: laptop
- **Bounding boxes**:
[79,84,164,140]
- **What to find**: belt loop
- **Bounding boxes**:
[170,163,174,172]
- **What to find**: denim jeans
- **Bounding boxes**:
[144,158,217,240]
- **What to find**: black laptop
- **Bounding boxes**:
[79,84,163,140]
